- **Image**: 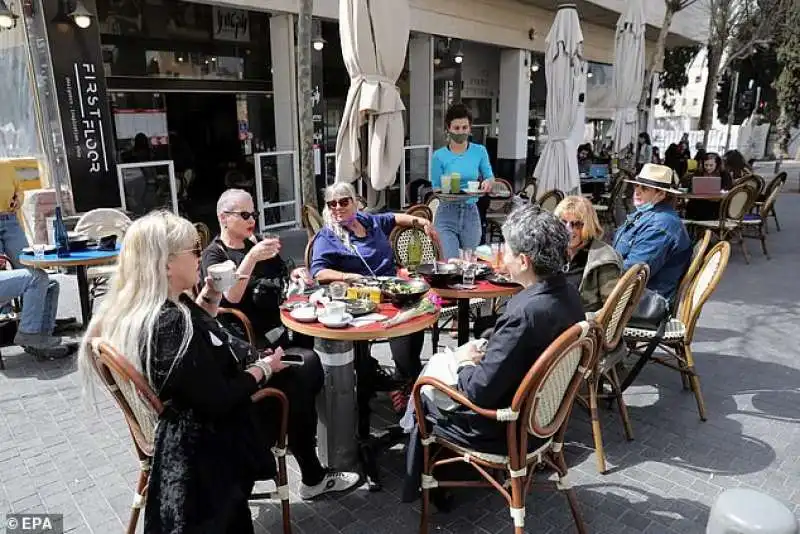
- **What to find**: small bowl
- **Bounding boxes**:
[416,262,462,288]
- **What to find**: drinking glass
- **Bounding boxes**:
[462,264,476,286]
[490,243,503,269]
[330,281,348,300]
[460,248,475,264]
[441,174,452,192]
[33,244,47,259]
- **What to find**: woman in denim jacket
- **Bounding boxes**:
[614,164,692,302]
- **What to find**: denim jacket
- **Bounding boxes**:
[613,202,692,301]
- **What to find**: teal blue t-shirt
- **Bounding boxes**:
[431,143,494,204]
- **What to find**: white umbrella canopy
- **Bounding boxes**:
[335,0,409,191]
[533,4,585,198]
[610,0,646,155]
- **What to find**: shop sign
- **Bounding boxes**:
[213,7,250,42]
[43,0,118,211]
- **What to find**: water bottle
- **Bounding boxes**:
[53,207,70,258]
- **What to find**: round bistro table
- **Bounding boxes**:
[434,279,522,346]
[281,297,439,471]
[19,247,120,325]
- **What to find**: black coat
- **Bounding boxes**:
[143,296,274,534]
[438,275,585,454]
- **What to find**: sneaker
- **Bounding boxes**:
[299,470,360,500]
[14,331,61,349]
[23,344,76,360]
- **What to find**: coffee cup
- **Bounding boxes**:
[207,260,237,292]
[322,301,346,322]
[467,181,480,193]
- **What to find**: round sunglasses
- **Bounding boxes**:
[225,211,258,221]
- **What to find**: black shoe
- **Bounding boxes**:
[358,441,382,492]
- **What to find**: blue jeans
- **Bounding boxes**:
[434,202,482,260]
[0,268,59,335]
[0,213,30,268]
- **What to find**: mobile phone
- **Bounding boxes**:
[280,353,305,367]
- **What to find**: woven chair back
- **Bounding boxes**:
[516,322,599,440]
[391,226,441,268]
[596,263,649,352]
[538,189,565,213]
[680,241,731,342]
[89,339,163,458]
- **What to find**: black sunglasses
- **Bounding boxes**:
[326,197,352,209]
[225,211,258,221]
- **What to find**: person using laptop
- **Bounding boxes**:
[685,152,732,221]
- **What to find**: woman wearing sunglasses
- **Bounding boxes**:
[79,211,359,534]
[201,189,312,348]
[310,182,436,431]
[553,196,623,313]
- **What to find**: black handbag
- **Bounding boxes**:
[627,288,669,330]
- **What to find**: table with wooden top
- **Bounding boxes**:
[281,296,439,471]
[19,247,120,325]
[434,279,523,345]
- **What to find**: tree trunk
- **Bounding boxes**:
[297,0,317,209]
[699,44,723,147]
[775,106,790,158]
[640,4,675,131]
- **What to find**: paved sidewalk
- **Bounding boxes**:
[1,193,799,533]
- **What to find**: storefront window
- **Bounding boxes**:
[97,0,271,83]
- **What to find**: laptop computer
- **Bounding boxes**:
[692,176,722,195]
[588,164,609,180]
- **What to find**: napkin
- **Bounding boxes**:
[286,278,306,297]
[308,289,329,307]
[350,313,387,328]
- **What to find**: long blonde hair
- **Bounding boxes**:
[79,211,198,397]
[322,182,358,252]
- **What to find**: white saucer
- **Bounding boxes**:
[290,307,318,323]
[318,312,354,329]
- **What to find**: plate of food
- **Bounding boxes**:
[486,274,521,287]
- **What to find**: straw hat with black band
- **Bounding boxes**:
[624,163,683,195]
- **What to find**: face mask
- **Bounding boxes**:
[449,132,469,144]
[636,202,655,212]
[340,213,357,225]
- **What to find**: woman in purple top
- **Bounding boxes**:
[310,182,437,418]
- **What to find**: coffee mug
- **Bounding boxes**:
[207,260,237,292]
[467,181,480,192]
[322,301,346,322]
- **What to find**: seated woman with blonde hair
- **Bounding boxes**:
[554,196,623,313]
[79,211,357,533]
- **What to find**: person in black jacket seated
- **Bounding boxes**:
[79,212,359,533]
[202,189,313,349]
[402,205,584,503]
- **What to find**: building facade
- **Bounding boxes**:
[11,0,704,231]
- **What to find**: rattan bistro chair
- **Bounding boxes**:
[683,183,758,263]
[582,264,648,474]
[485,178,515,243]
[74,208,132,307]
[404,204,433,221]
[733,173,765,197]
[623,241,731,421]
[755,172,787,232]
[301,205,324,239]
[537,189,565,213]
[413,321,600,534]
[88,339,292,534]
[742,184,781,259]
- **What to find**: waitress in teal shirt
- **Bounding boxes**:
[431,103,495,259]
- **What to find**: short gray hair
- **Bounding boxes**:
[501,205,569,277]
[217,188,252,215]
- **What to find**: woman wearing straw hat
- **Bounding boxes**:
[613,163,692,302]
